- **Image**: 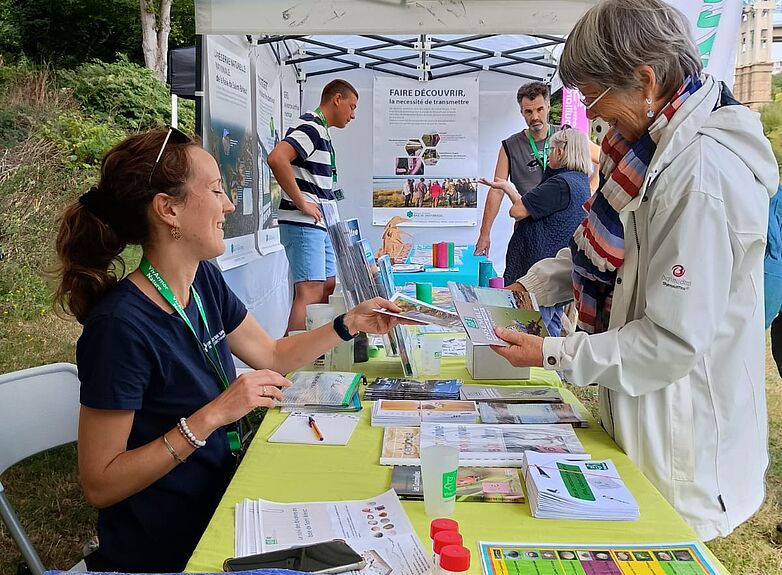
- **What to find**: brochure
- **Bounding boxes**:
[448,281,537,310]
[364,377,463,401]
[479,402,588,427]
[391,466,525,503]
[479,542,721,575]
[374,293,463,330]
[380,422,588,466]
[460,385,564,404]
[371,399,479,427]
[280,371,363,412]
[454,300,548,346]
[235,489,431,575]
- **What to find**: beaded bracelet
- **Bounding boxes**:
[178,417,206,448]
[162,433,186,464]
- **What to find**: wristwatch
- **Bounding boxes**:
[333,313,358,341]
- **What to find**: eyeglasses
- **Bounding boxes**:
[148,127,191,185]
[580,86,612,110]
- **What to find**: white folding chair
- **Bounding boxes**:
[0,363,81,575]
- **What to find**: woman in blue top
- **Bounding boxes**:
[480,127,592,334]
[54,129,404,573]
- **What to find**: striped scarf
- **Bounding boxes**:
[569,76,702,333]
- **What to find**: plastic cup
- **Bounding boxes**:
[478,261,493,287]
[416,282,433,304]
[421,443,459,517]
[488,277,505,289]
[305,303,335,331]
[419,334,443,377]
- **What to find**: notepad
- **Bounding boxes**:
[268,412,361,445]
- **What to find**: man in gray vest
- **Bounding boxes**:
[474,82,559,261]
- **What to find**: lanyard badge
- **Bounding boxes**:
[315,107,339,187]
[140,258,245,455]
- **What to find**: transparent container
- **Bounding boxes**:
[421,443,459,516]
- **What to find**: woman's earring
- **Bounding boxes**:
[646,97,654,119]
[170,225,182,241]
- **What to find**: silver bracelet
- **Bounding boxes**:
[178,417,206,448]
[162,434,186,464]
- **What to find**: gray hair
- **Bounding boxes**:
[559,0,702,98]
[550,128,591,175]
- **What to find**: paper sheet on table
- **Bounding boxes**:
[235,489,430,575]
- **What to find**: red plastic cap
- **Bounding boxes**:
[433,530,463,553]
[429,518,459,539]
[440,545,471,572]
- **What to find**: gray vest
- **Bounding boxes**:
[502,125,561,195]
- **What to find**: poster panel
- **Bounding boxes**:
[373,76,479,227]
[205,36,260,270]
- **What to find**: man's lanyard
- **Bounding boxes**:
[139,257,243,454]
[314,107,338,184]
[528,125,551,170]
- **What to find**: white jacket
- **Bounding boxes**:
[521,76,777,541]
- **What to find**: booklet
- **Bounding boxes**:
[523,451,639,521]
[235,489,431,575]
[391,466,525,503]
[453,300,548,346]
[380,422,588,466]
[479,402,589,428]
[460,385,564,404]
[448,281,537,310]
[280,371,363,412]
[364,377,463,401]
[371,399,479,427]
[479,542,721,575]
[374,292,463,330]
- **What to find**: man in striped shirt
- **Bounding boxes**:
[268,79,358,331]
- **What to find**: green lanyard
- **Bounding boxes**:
[528,125,551,171]
[139,257,243,454]
[314,107,338,184]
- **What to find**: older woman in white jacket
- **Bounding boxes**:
[495,0,777,541]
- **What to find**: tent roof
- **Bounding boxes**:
[262,33,563,82]
[195,0,599,36]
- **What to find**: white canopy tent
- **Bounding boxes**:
[194,0,742,338]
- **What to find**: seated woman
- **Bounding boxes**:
[480,127,592,334]
[55,129,404,573]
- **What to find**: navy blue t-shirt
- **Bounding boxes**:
[77,261,247,573]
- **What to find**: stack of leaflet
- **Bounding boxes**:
[479,402,589,427]
[523,451,640,521]
[365,377,462,401]
[371,399,479,427]
[280,371,363,412]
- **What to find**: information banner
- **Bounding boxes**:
[206,36,260,270]
[372,76,479,227]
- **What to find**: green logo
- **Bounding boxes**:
[406,211,414,217]
[442,470,457,499]
[585,462,609,471]
[464,317,478,329]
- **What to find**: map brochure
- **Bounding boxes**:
[453,300,548,346]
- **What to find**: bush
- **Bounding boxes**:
[38,111,125,168]
[60,55,172,130]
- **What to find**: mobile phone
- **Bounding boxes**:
[223,539,366,573]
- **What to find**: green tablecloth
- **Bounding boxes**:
[186,358,728,574]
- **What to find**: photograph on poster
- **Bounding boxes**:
[395,157,424,176]
[207,121,257,239]
[373,178,478,209]
[405,139,423,156]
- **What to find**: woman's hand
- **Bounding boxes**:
[478,177,512,194]
[205,370,292,428]
[344,297,406,335]
[490,326,545,368]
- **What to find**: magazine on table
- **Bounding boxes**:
[374,293,463,330]
[460,385,564,403]
[364,377,463,401]
[522,451,639,521]
[453,300,548,346]
[371,399,479,427]
[234,489,431,575]
[379,422,588,466]
[391,466,525,503]
[448,281,538,310]
[280,371,363,412]
[479,402,589,428]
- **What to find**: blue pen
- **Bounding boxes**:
[308,416,324,441]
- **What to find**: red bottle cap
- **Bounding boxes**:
[440,545,470,572]
[433,530,463,554]
[429,518,459,539]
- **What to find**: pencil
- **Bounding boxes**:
[308,416,324,441]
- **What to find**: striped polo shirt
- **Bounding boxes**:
[278,111,336,229]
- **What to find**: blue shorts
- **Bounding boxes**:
[279,224,336,283]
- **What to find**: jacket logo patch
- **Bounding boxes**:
[662,265,691,292]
